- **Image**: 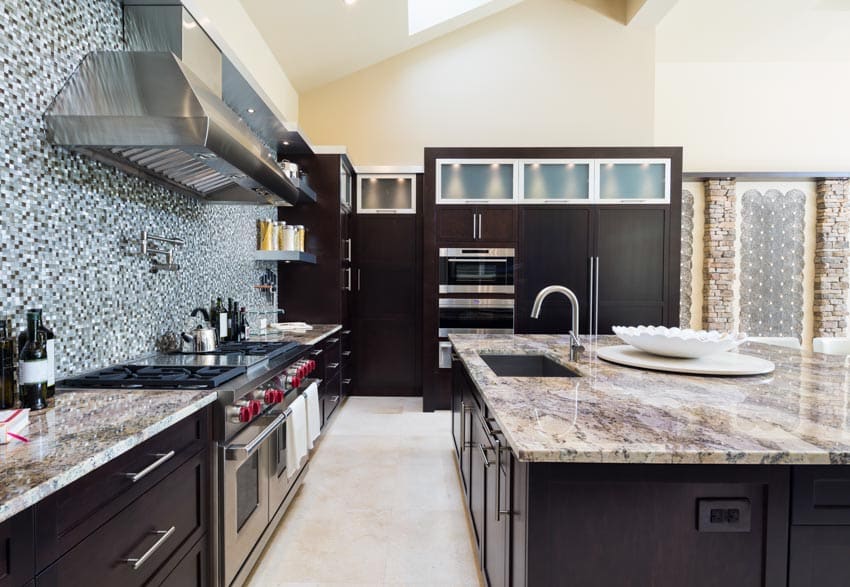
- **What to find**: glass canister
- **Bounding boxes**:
[275,222,287,251]
[258,219,274,251]
[295,225,306,252]
[282,225,299,251]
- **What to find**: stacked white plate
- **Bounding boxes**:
[611,325,748,359]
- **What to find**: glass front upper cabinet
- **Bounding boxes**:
[595,159,670,203]
[340,162,353,210]
[519,159,593,202]
[357,174,416,214]
[436,160,517,203]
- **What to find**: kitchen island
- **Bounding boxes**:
[450,334,850,587]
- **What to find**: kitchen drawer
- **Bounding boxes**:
[36,449,208,587]
[792,467,850,525]
[341,329,352,364]
[321,374,342,429]
[0,508,34,587]
[323,335,341,382]
[35,407,210,571]
[341,363,353,397]
[152,534,208,587]
[789,525,850,586]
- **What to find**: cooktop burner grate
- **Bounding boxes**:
[59,364,246,390]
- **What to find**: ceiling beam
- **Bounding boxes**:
[625,0,679,27]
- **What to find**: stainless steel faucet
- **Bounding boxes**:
[530,286,585,361]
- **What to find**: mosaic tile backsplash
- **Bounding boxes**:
[740,188,805,337]
[0,0,277,377]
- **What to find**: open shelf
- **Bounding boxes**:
[254,250,316,263]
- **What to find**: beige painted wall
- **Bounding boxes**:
[655,0,850,172]
[299,0,656,165]
[182,0,299,123]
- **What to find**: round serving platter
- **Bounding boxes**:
[596,345,775,376]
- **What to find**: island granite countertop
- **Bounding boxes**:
[450,334,850,465]
[0,388,216,524]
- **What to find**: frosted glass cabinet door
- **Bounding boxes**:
[357,175,416,213]
[437,161,516,202]
[340,162,352,209]
[520,161,592,201]
[597,160,670,202]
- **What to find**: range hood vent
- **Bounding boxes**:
[44,46,308,206]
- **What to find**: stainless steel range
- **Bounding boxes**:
[60,339,321,587]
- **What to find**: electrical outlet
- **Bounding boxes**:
[697,499,751,533]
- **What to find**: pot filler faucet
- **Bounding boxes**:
[530,286,585,361]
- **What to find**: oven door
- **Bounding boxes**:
[439,248,514,294]
[222,412,286,586]
[438,298,515,336]
[268,408,297,519]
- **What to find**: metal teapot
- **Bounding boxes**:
[180,308,218,353]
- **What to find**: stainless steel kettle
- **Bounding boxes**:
[181,308,218,353]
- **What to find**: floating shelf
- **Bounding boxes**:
[254,250,316,264]
[296,179,317,203]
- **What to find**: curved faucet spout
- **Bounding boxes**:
[530,285,584,361]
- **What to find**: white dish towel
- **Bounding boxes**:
[304,381,321,449]
[286,394,309,478]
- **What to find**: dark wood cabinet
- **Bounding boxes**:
[156,535,208,587]
[483,428,510,587]
[469,408,487,553]
[789,526,850,587]
[353,188,422,397]
[516,206,593,334]
[596,206,670,332]
[436,205,515,244]
[0,508,34,587]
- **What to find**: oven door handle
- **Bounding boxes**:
[446,258,508,263]
[225,410,290,462]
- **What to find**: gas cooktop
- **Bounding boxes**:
[60,365,245,390]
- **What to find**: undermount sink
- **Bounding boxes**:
[480,354,581,378]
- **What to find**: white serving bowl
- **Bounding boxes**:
[611,325,748,359]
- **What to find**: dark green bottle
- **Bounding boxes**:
[18,311,48,411]
[17,308,55,398]
[0,318,16,409]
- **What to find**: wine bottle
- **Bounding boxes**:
[216,298,228,342]
[17,308,55,398]
[240,307,249,341]
[18,311,48,411]
[231,300,239,341]
[0,318,16,409]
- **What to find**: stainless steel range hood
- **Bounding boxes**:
[44,5,306,206]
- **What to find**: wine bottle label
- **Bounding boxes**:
[219,313,228,337]
[46,339,55,387]
[20,359,49,385]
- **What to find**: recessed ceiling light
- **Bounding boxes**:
[247,108,255,114]
[344,0,357,5]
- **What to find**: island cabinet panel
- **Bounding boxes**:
[791,467,850,525]
[0,508,34,587]
[515,206,593,334]
[34,408,209,571]
[789,526,850,587]
[524,465,790,587]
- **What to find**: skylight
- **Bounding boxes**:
[407,0,494,36]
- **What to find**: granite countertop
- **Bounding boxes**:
[450,334,850,465]
[0,389,216,524]
[248,323,342,346]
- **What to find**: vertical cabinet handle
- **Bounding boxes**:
[477,213,483,240]
[588,256,594,336]
[357,269,361,292]
[343,268,352,291]
[594,256,600,336]
[478,443,492,468]
[472,213,478,240]
[460,403,472,450]
[344,238,352,262]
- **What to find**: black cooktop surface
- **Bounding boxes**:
[60,365,246,390]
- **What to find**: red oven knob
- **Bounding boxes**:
[249,400,262,416]
[287,375,302,389]
[299,363,309,377]
[264,389,276,404]
[238,406,252,423]
[309,359,317,372]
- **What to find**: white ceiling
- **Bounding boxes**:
[239,0,523,92]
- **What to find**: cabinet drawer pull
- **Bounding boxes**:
[342,329,352,335]
[125,451,175,483]
[343,378,352,385]
[327,362,340,369]
[123,526,176,570]
[342,350,352,357]
[310,349,323,356]
[328,395,340,404]
[478,443,492,468]
[327,338,340,344]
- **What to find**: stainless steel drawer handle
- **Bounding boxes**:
[343,378,352,385]
[327,362,340,369]
[327,338,340,344]
[342,351,352,357]
[310,349,323,356]
[125,451,175,483]
[329,395,340,403]
[342,329,352,335]
[478,443,492,468]
[123,526,176,570]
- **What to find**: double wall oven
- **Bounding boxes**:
[438,248,515,368]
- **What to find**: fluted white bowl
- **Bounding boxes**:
[611,326,748,359]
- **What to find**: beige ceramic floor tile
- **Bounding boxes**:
[246,396,482,587]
